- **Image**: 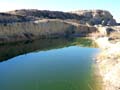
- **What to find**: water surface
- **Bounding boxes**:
[0,38,100,90]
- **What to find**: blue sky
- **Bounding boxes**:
[0,0,119,22]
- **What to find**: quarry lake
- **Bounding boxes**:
[0,38,100,90]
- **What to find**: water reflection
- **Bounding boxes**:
[0,38,100,90]
[0,38,97,62]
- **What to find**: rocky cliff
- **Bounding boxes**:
[0,9,117,26]
[71,10,116,26]
[0,9,118,44]
[8,9,84,20]
[0,19,97,43]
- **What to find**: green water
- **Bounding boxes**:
[0,38,100,90]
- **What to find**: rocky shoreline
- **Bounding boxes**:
[95,29,120,90]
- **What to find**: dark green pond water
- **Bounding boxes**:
[0,38,100,90]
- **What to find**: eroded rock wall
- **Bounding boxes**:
[0,19,97,43]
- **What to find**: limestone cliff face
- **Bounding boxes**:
[0,19,97,43]
[0,9,117,43]
[71,10,117,26]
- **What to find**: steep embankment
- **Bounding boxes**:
[0,9,117,44]
[95,27,120,90]
[0,19,97,43]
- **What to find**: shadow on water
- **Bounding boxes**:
[0,38,97,62]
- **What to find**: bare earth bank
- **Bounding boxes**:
[95,32,120,90]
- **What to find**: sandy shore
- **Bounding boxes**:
[95,37,120,90]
